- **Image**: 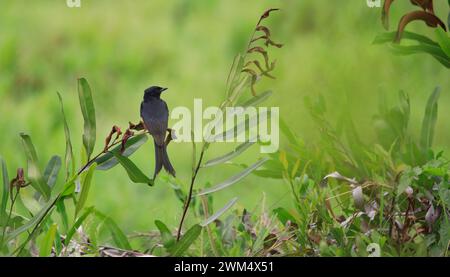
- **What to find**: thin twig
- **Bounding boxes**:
[176,144,206,241]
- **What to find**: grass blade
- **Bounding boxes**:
[420,87,441,151]
[197,157,268,196]
[75,163,97,217]
[95,134,148,170]
[39,223,57,257]
[112,152,153,185]
[78,78,96,160]
[200,197,237,227]
[169,224,202,256]
[203,140,255,168]
[57,92,75,180]
[19,133,51,200]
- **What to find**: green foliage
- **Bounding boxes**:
[78,78,97,160]
[19,133,51,200]
[169,224,202,256]
[111,152,153,186]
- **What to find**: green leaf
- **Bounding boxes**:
[200,197,237,227]
[56,200,69,232]
[112,152,153,185]
[39,223,57,257]
[388,44,450,68]
[6,174,77,241]
[373,31,440,46]
[1,157,9,227]
[95,134,148,170]
[169,224,202,256]
[6,196,58,241]
[19,133,51,200]
[75,163,97,217]
[203,141,255,167]
[226,54,245,98]
[435,29,450,58]
[95,210,131,250]
[273,207,297,225]
[78,78,96,160]
[57,92,75,180]
[43,156,61,188]
[373,31,450,68]
[155,220,175,249]
[65,206,95,245]
[420,87,440,152]
[197,157,268,196]
[239,90,273,108]
[439,216,450,250]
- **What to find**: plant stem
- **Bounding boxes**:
[176,144,206,241]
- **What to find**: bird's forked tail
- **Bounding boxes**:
[154,141,176,179]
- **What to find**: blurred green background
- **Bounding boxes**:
[0,0,449,234]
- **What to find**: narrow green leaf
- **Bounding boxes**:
[170,224,202,256]
[1,157,9,225]
[39,223,57,257]
[19,133,50,200]
[197,157,268,196]
[420,87,440,151]
[56,200,69,232]
[203,141,255,168]
[78,78,96,160]
[112,152,153,185]
[435,28,450,58]
[43,156,61,188]
[57,92,75,180]
[65,206,94,245]
[75,163,97,217]
[273,207,297,225]
[226,54,244,98]
[239,90,273,108]
[388,44,450,68]
[373,31,440,46]
[200,197,237,227]
[54,228,63,256]
[95,210,131,250]
[155,220,175,249]
[95,134,148,170]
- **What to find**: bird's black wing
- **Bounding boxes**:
[140,100,168,146]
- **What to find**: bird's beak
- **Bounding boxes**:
[161,87,168,92]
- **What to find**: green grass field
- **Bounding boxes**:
[1,1,449,256]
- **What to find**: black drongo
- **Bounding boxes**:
[140,86,176,179]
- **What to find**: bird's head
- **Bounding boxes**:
[144,86,168,100]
